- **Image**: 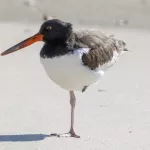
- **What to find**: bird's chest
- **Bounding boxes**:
[40,48,104,91]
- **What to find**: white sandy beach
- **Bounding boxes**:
[0,0,150,150]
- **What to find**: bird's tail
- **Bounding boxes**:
[116,40,128,52]
[108,34,128,52]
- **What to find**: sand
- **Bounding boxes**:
[1,0,150,29]
[0,0,150,150]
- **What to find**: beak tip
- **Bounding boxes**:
[1,53,4,56]
[1,51,7,56]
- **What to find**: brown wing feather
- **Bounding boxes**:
[74,30,126,70]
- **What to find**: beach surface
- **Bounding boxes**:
[0,0,150,149]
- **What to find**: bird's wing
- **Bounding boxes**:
[74,30,126,70]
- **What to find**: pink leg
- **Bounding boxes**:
[58,91,80,138]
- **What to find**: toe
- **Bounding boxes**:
[58,132,80,138]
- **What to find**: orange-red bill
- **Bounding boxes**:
[1,33,43,56]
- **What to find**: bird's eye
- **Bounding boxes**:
[46,26,52,30]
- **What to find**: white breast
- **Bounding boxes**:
[40,48,120,91]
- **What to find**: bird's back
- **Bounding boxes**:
[73,29,127,70]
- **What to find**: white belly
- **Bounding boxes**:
[40,48,106,91]
[40,48,120,91]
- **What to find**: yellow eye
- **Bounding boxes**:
[46,26,52,30]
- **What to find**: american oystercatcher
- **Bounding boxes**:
[1,19,128,138]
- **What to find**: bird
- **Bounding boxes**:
[1,19,128,138]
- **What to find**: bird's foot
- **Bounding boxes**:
[56,130,80,138]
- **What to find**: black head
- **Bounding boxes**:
[0,19,73,56]
[39,19,72,42]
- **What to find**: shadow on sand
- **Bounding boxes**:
[0,134,56,142]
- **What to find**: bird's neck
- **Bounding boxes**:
[40,33,75,58]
